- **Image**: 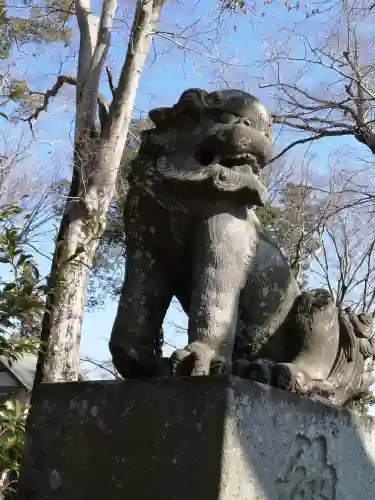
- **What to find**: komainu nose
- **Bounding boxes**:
[230,125,252,147]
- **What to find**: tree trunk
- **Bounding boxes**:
[34,0,165,384]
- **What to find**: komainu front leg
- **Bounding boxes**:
[172,211,252,376]
[109,247,174,379]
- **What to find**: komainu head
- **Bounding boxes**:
[139,88,273,174]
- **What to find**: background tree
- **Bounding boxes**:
[309,193,375,414]
[258,157,335,287]
[86,118,150,310]
[312,197,375,312]
[258,0,375,159]
[25,0,170,384]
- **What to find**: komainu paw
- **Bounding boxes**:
[171,342,227,376]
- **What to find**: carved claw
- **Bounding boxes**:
[272,363,314,395]
[273,363,297,392]
[170,348,191,375]
[170,342,227,376]
[232,358,252,378]
[232,357,275,385]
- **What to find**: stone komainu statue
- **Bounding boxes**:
[109,88,375,407]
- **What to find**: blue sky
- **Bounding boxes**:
[2,0,372,377]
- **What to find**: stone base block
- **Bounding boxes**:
[18,376,375,499]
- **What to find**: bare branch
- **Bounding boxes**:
[259,5,375,159]
[77,0,118,133]
[81,356,121,379]
[105,66,115,97]
[104,0,166,139]
[269,130,353,164]
[22,73,113,132]
[34,0,167,383]
[23,75,77,126]
[74,0,99,100]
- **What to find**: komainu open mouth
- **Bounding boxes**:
[221,153,259,174]
[196,147,259,174]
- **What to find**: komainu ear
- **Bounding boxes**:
[149,89,207,127]
[177,88,207,113]
[148,107,170,126]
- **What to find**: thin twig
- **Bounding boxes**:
[24,75,77,123]
[269,130,354,164]
[105,66,115,96]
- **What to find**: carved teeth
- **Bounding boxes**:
[222,153,256,166]
[210,153,255,165]
[234,154,251,159]
[224,153,254,161]
[220,153,259,174]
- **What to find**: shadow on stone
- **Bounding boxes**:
[17,377,225,500]
[228,377,375,499]
[16,376,375,499]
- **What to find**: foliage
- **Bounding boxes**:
[0,0,74,116]
[352,391,375,415]
[0,399,29,495]
[0,0,73,61]
[0,203,46,342]
[344,361,375,415]
[0,202,46,495]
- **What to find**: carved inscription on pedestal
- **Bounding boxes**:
[276,434,337,500]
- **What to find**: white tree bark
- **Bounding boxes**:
[35,0,165,383]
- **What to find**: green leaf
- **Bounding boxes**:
[3,282,16,292]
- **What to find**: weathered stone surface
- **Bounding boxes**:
[18,377,375,499]
[108,87,374,409]
[109,87,299,381]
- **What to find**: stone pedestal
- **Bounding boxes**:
[18,376,375,499]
